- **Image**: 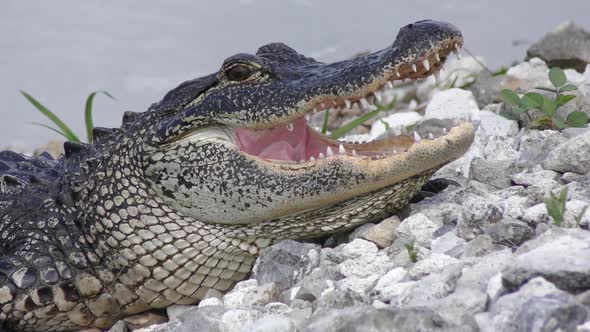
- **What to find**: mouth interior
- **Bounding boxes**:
[234,39,463,163]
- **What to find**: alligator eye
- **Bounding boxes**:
[226,65,253,82]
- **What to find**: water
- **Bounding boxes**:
[1,0,589,147]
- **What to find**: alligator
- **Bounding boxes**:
[0,20,473,331]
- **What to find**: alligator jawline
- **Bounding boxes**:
[231,38,462,164]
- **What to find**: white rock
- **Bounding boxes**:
[338,239,378,260]
[337,252,394,278]
[244,315,298,332]
[369,112,423,140]
[336,274,380,295]
[486,273,505,302]
[477,110,519,137]
[503,57,551,90]
[373,267,407,298]
[381,281,417,305]
[408,253,462,280]
[198,297,224,308]
[396,213,441,248]
[221,309,263,332]
[431,231,465,256]
[522,203,551,225]
[424,88,480,121]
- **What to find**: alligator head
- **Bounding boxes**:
[138,20,473,226]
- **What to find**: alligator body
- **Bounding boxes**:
[0,20,473,331]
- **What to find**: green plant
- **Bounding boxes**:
[404,240,418,263]
[22,90,115,143]
[500,67,588,129]
[321,96,398,139]
[544,187,568,226]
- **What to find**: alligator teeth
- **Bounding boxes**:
[433,71,441,85]
[413,132,422,142]
[386,81,394,89]
[428,132,434,140]
[423,59,430,72]
[374,91,382,104]
[412,64,418,72]
[344,99,351,109]
[351,102,362,112]
[309,156,315,161]
[338,144,346,154]
[319,152,325,159]
[287,123,294,131]
[442,127,448,134]
[454,44,461,60]
[360,98,370,110]
[305,113,312,121]
[366,95,374,105]
[393,149,398,154]
[326,146,334,157]
[352,149,358,156]
[435,52,441,62]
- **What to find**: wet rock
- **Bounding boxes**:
[396,213,441,248]
[527,21,590,72]
[477,277,587,332]
[485,218,534,247]
[503,229,590,293]
[424,88,480,120]
[253,240,321,292]
[358,215,400,248]
[543,130,590,174]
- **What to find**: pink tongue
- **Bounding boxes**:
[235,118,311,161]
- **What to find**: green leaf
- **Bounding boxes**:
[521,92,544,109]
[500,89,521,106]
[492,66,508,77]
[321,108,330,134]
[29,122,70,140]
[549,67,567,88]
[566,111,589,127]
[330,96,397,139]
[555,94,576,107]
[542,96,556,116]
[544,187,568,226]
[534,86,558,94]
[85,91,115,142]
[552,115,567,129]
[21,90,81,142]
[512,107,528,114]
[559,84,577,92]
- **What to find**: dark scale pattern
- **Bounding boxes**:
[0,20,472,331]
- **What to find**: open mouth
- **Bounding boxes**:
[233,38,464,163]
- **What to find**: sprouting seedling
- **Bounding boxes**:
[544,187,568,226]
[500,67,588,129]
[22,90,115,143]
[404,240,418,263]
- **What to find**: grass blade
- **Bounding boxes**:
[85,91,115,142]
[330,97,397,139]
[21,90,81,142]
[29,122,71,141]
[321,109,330,134]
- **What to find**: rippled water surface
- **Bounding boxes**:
[2,0,589,146]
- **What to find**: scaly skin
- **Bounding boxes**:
[0,20,473,331]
